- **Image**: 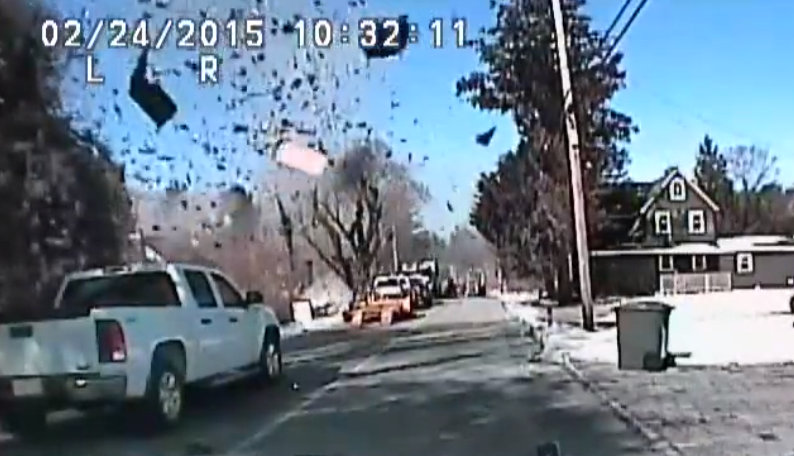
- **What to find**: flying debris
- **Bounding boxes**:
[276,141,329,176]
[475,126,496,146]
[536,442,561,456]
[362,15,409,60]
[129,49,177,130]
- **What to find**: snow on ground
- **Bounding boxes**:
[502,300,545,325]
[503,289,794,366]
[281,314,346,339]
[667,289,794,365]
[302,273,352,314]
[491,290,541,303]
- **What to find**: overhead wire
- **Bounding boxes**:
[601,0,634,47]
[557,0,650,125]
[599,0,769,150]
[603,0,650,62]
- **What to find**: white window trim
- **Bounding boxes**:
[654,210,672,235]
[736,252,754,274]
[669,178,687,201]
[691,255,707,272]
[687,209,706,235]
[658,255,674,272]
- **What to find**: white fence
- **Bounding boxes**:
[659,272,732,295]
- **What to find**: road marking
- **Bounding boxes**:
[222,331,401,455]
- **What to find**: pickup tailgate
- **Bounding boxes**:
[0,311,99,377]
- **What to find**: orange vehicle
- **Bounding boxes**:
[349,275,416,327]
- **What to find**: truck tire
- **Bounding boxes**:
[257,328,282,384]
[2,408,46,438]
[141,349,186,430]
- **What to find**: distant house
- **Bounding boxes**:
[591,168,794,296]
[125,232,219,267]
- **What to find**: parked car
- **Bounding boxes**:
[409,274,433,309]
[0,262,284,436]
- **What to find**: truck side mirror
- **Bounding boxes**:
[245,290,263,305]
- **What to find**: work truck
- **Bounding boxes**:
[0,262,284,436]
[348,274,417,327]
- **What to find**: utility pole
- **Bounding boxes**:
[550,0,595,331]
[391,224,399,272]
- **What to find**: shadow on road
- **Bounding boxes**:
[1,319,655,456]
[255,345,657,456]
[0,329,389,456]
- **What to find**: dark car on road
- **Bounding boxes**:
[409,275,433,309]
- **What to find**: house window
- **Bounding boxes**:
[669,178,687,201]
[736,253,754,274]
[658,255,674,272]
[691,255,707,272]
[688,209,706,234]
[654,210,671,235]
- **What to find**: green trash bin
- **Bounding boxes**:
[615,301,673,371]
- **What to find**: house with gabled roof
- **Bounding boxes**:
[591,167,794,296]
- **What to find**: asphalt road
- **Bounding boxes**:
[1,298,659,456]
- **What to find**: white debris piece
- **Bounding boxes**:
[276,141,329,176]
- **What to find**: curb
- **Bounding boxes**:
[560,354,684,456]
[501,299,685,455]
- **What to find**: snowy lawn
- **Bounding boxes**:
[503,289,794,366]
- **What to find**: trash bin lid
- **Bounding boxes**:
[616,300,673,312]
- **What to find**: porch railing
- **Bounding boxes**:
[659,272,732,295]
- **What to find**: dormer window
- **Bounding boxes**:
[687,209,706,234]
[669,178,686,201]
[654,210,671,235]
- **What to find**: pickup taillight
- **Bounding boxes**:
[96,320,127,363]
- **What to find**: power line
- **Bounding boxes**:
[601,0,774,151]
[603,0,634,43]
[604,0,650,61]
[561,0,648,108]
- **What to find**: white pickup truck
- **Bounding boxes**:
[0,262,284,436]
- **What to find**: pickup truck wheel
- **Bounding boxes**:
[2,409,46,438]
[143,352,185,429]
[258,332,282,384]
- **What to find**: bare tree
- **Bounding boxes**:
[726,145,778,232]
[276,142,383,296]
[274,139,430,297]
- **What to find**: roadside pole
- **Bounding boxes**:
[391,224,399,272]
[549,0,595,331]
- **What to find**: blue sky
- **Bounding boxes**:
[53,0,794,233]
